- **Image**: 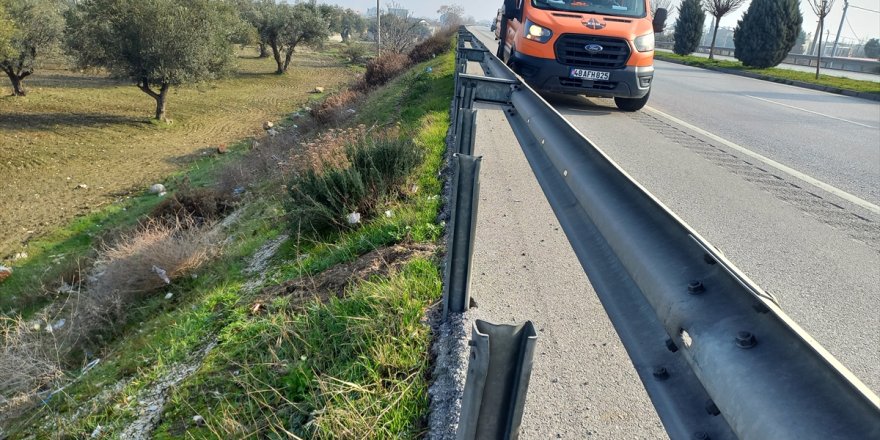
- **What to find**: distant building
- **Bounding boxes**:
[388,8,409,18]
[366,7,408,18]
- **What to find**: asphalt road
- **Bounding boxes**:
[467,26,880,437]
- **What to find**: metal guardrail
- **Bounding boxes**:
[457,320,538,440]
[455,27,880,440]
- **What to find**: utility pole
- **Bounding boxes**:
[376,0,381,56]
[810,20,821,55]
[831,0,848,58]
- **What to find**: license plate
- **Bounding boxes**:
[570,69,610,80]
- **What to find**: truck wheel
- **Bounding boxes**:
[614,91,650,112]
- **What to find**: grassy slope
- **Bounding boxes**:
[655,52,880,95]
[3,50,454,439]
[0,48,350,318]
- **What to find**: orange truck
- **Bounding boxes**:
[494,0,667,111]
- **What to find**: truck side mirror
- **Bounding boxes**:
[501,0,517,20]
[653,8,668,33]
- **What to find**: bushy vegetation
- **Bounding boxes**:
[866,38,880,60]
[364,52,411,88]
[288,133,423,234]
[733,0,803,68]
[341,41,369,64]
[410,28,456,63]
[310,89,362,124]
[673,0,705,55]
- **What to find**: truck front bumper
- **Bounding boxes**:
[509,50,653,98]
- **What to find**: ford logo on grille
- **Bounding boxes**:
[585,44,604,53]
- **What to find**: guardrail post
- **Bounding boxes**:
[455,108,478,156]
[442,154,482,320]
[457,320,538,440]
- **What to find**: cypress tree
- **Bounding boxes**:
[673,0,706,55]
[733,0,803,68]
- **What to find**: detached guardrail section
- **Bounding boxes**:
[450,27,880,440]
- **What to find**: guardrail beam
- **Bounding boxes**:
[443,153,482,319]
[457,320,538,440]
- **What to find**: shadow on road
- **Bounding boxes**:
[540,92,617,115]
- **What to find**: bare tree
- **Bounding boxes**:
[437,4,464,28]
[373,7,427,54]
[806,0,835,79]
[702,0,746,59]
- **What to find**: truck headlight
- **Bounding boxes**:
[524,19,552,43]
[634,32,655,52]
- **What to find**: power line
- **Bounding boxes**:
[847,4,880,13]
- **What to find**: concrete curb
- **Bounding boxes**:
[655,55,880,102]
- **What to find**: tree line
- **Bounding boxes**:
[0,0,370,121]
[673,0,804,68]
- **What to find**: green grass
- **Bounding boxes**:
[655,52,880,95]
[1,45,455,439]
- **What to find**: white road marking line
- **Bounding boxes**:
[646,106,880,214]
[745,95,879,129]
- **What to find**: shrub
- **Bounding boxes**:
[734,0,802,68]
[864,38,880,60]
[363,52,410,88]
[409,29,454,63]
[82,220,216,327]
[310,90,362,125]
[288,125,366,176]
[151,185,234,226]
[341,42,369,64]
[0,317,64,420]
[673,0,705,55]
[347,136,421,200]
[287,134,422,233]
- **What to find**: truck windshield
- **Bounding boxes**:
[532,0,647,18]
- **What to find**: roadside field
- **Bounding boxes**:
[0,48,353,260]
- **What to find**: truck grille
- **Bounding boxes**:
[555,34,630,69]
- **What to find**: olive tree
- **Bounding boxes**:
[264,2,328,74]
[66,0,242,121]
[336,8,366,42]
[317,4,366,41]
[0,6,15,62]
[238,0,275,57]
[0,0,64,96]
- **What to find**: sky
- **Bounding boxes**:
[318,0,880,44]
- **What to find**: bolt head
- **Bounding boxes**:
[652,367,669,380]
[687,280,705,294]
[736,331,757,349]
[693,432,710,440]
[705,399,721,416]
